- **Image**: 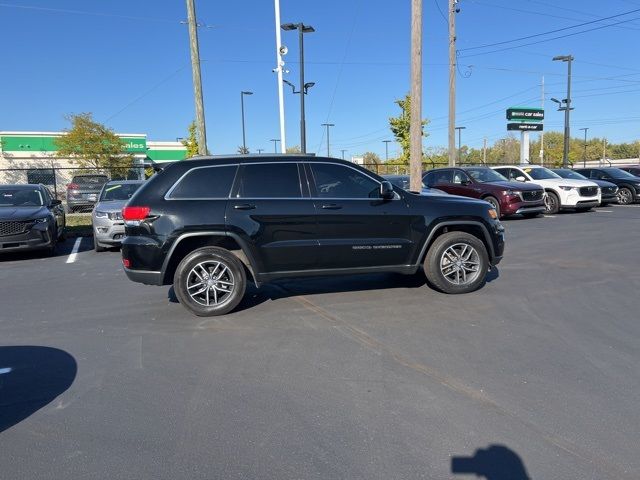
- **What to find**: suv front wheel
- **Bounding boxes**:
[174,247,247,316]
[424,231,489,294]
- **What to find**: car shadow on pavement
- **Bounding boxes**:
[451,444,531,480]
[0,346,77,433]
[0,237,91,262]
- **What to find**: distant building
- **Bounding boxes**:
[351,156,364,165]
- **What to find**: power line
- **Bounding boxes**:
[0,2,177,23]
[433,0,448,23]
[459,7,640,52]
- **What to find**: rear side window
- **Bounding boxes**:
[309,163,380,198]
[234,163,302,198]
[425,170,453,185]
[169,165,237,199]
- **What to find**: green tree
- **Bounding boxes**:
[182,121,199,158]
[55,113,133,172]
[388,94,429,164]
[362,152,381,165]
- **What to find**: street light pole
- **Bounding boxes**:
[455,126,466,163]
[579,127,589,167]
[282,23,315,154]
[257,148,264,154]
[341,149,347,160]
[240,91,253,153]
[185,0,207,155]
[270,138,280,153]
[383,140,391,161]
[553,55,574,168]
[321,123,334,157]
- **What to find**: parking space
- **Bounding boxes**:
[1,205,640,479]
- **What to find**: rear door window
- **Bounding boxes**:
[233,163,302,198]
[169,165,238,199]
[309,163,379,199]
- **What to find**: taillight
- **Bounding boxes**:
[122,206,150,221]
[122,258,131,268]
[67,183,79,190]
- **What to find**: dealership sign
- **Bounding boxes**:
[507,123,543,131]
[506,108,544,121]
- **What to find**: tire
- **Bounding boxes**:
[174,247,247,316]
[483,196,501,218]
[94,236,106,252]
[423,231,489,294]
[617,187,633,205]
[544,191,560,214]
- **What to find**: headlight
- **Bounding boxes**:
[559,186,577,191]
[32,217,49,224]
[502,190,521,197]
[94,210,109,218]
[487,208,498,220]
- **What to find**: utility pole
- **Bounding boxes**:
[273,0,287,153]
[540,76,545,166]
[383,140,391,161]
[410,0,423,192]
[321,123,334,157]
[579,127,588,167]
[482,137,487,165]
[257,148,264,154]
[455,126,466,163]
[240,91,253,153]
[340,149,347,160]
[270,138,280,153]
[448,0,458,166]
[185,0,207,156]
[553,55,573,168]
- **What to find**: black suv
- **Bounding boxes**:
[574,167,640,205]
[121,156,505,316]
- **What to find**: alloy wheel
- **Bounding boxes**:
[439,243,481,286]
[186,260,235,307]
[618,188,632,205]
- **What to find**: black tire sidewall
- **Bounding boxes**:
[174,247,246,317]
[545,191,560,214]
[618,187,632,205]
[484,196,501,218]
[424,231,490,294]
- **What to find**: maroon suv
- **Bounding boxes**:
[423,167,546,218]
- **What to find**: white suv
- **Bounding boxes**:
[492,165,600,214]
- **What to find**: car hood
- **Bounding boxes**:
[487,180,542,191]
[0,206,49,221]
[589,179,617,188]
[94,200,127,212]
[530,178,597,187]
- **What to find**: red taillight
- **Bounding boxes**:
[123,258,131,268]
[122,206,150,221]
[67,183,79,190]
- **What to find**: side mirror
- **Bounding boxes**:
[461,179,471,186]
[50,199,62,206]
[515,176,526,182]
[380,181,395,200]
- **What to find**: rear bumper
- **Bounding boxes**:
[123,267,163,285]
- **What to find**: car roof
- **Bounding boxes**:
[104,179,144,184]
[0,183,44,189]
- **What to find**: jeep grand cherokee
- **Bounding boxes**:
[121,156,505,316]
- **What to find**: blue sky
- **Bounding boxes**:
[1,0,640,158]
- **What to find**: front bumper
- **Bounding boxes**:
[601,194,619,204]
[93,217,126,245]
[0,226,54,253]
[558,190,601,208]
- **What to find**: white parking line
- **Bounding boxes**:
[595,210,613,213]
[543,215,556,218]
[66,237,82,264]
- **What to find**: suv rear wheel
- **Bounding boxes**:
[424,231,489,294]
[174,247,246,316]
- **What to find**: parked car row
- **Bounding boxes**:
[384,164,640,218]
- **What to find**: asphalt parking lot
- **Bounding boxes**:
[1,205,639,479]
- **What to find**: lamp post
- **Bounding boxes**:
[455,126,466,163]
[579,127,589,167]
[321,123,335,157]
[240,91,253,153]
[383,140,391,161]
[281,22,315,154]
[340,149,347,160]
[553,55,574,168]
[270,138,280,153]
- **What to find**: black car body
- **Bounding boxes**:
[121,156,504,316]
[552,169,619,205]
[619,166,640,178]
[574,167,640,205]
[0,184,65,254]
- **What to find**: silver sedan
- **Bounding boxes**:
[92,180,144,252]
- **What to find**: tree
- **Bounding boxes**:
[286,145,301,154]
[237,146,249,154]
[388,94,429,164]
[55,113,133,172]
[182,121,199,158]
[362,152,381,165]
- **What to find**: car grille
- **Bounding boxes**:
[602,186,618,195]
[0,221,30,237]
[579,186,598,197]
[522,190,543,202]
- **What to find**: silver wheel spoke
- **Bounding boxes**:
[188,282,205,290]
[440,243,482,286]
[186,260,236,307]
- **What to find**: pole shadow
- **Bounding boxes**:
[0,346,77,433]
[452,444,531,480]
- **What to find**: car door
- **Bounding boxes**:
[307,162,416,269]
[226,162,318,273]
[424,169,455,194]
[449,169,479,198]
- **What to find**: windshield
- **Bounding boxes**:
[466,168,508,183]
[606,169,638,179]
[554,169,586,180]
[523,167,560,180]
[0,188,44,207]
[100,182,142,201]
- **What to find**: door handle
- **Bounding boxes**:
[233,204,256,210]
[321,204,342,210]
